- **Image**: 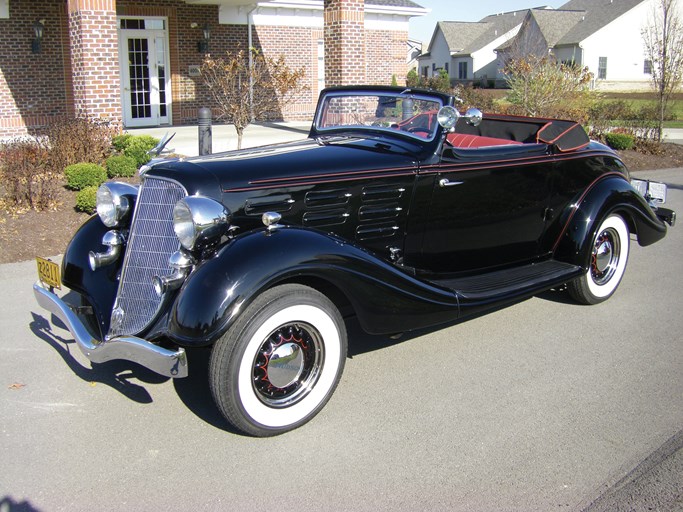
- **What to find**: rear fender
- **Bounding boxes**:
[554,175,667,267]
[167,227,459,345]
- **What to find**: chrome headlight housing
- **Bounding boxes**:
[96,182,138,228]
[173,196,231,250]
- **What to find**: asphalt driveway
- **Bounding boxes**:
[1,168,682,511]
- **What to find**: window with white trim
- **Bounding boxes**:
[458,61,468,80]
[598,57,607,79]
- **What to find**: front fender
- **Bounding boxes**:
[61,216,121,337]
[554,175,667,266]
[167,227,460,345]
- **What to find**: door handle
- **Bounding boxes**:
[439,178,464,188]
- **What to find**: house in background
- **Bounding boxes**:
[495,8,586,76]
[406,37,422,72]
[0,0,427,138]
[419,0,683,91]
[548,0,675,90]
[417,7,554,87]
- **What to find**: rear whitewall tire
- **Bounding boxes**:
[568,214,630,305]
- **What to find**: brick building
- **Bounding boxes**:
[0,0,426,137]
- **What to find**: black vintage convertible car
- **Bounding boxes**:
[34,86,675,436]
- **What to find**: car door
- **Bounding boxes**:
[418,145,554,273]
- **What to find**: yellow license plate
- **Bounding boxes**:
[36,257,61,289]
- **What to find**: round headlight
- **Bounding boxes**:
[437,106,460,131]
[173,196,231,250]
[96,182,138,227]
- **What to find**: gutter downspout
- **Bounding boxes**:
[248,5,258,122]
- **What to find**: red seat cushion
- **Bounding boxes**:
[447,133,522,148]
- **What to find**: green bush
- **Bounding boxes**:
[64,162,107,190]
[605,132,635,150]
[106,155,138,178]
[123,135,159,167]
[112,133,133,152]
[75,186,98,213]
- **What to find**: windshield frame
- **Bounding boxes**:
[311,87,449,143]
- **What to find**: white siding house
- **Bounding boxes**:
[552,0,683,90]
[417,10,532,86]
[420,0,683,91]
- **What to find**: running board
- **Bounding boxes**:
[429,260,583,301]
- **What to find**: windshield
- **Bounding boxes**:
[315,90,444,141]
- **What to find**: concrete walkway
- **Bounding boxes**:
[127,121,311,157]
[128,122,683,158]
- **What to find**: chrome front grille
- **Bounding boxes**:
[108,177,187,337]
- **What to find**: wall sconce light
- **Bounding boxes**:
[198,24,210,53]
[32,19,45,54]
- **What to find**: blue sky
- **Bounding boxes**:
[409,0,567,44]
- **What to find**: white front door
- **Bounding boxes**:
[118,18,171,127]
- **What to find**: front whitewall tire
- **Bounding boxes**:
[209,284,347,436]
[237,305,341,428]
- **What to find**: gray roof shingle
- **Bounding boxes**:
[365,0,425,8]
[434,9,530,56]
[530,8,587,46]
[555,0,646,44]
[438,21,490,54]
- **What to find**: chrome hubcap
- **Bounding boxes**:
[591,228,620,285]
[253,323,323,408]
[267,343,304,388]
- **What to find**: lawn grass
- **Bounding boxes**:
[600,91,683,128]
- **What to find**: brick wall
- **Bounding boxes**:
[366,29,408,86]
[67,0,120,125]
[0,0,410,136]
[324,0,366,86]
[0,0,70,136]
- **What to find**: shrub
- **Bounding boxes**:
[123,135,159,167]
[406,68,419,88]
[46,115,118,172]
[112,133,133,152]
[605,132,635,150]
[106,155,138,178]
[75,186,98,213]
[0,138,59,211]
[634,137,664,155]
[453,84,500,113]
[504,56,595,122]
[64,163,107,190]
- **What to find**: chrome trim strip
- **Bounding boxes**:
[33,282,188,378]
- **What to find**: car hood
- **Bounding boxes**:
[148,136,420,195]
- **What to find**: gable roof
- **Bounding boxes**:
[555,0,646,44]
[529,8,587,47]
[430,8,534,57]
[438,21,490,54]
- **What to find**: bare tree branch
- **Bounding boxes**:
[642,0,683,141]
[201,49,307,149]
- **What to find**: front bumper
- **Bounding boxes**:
[33,282,188,378]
